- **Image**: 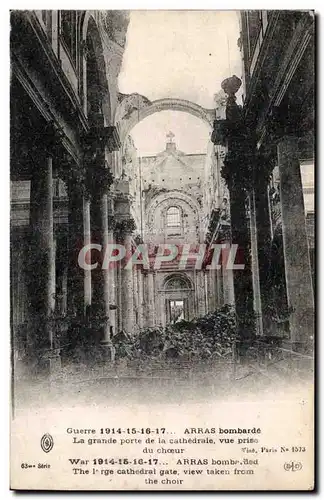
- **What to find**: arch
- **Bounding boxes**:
[146,190,201,226]
[81,13,112,124]
[163,272,194,291]
[163,272,195,324]
[116,94,214,149]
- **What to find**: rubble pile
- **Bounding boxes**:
[113,304,237,364]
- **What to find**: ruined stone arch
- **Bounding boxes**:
[81,12,112,125]
[163,273,194,291]
[146,190,200,227]
[116,95,214,150]
[145,190,201,244]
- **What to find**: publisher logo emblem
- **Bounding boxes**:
[41,433,54,453]
[284,461,302,472]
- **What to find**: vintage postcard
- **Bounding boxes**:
[10,10,315,490]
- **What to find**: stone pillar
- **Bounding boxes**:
[206,271,212,312]
[120,227,134,334]
[82,44,88,116]
[254,169,273,335]
[100,193,111,344]
[216,267,223,307]
[137,269,144,328]
[227,184,254,342]
[66,176,84,319]
[215,76,255,348]
[107,216,117,336]
[248,191,263,335]
[116,262,123,332]
[208,270,217,312]
[219,238,235,307]
[152,271,158,324]
[204,271,209,313]
[133,264,139,331]
[196,271,206,316]
[222,267,235,305]
[83,198,91,310]
[90,191,114,358]
[142,271,149,327]
[28,153,56,371]
[83,124,120,359]
[147,271,155,326]
[277,136,314,347]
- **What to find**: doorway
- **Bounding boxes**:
[166,298,189,323]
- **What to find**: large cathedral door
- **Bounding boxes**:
[166,299,188,323]
[163,274,194,325]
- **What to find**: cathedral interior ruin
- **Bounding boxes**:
[10,11,314,387]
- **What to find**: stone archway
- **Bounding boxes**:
[163,273,195,324]
[115,94,214,149]
[145,189,201,244]
[81,13,112,125]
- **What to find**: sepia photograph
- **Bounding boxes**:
[9,9,315,490]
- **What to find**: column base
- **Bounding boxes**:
[42,348,62,381]
[100,341,116,363]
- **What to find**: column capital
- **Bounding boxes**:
[84,160,114,199]
[83,125,121,153]
[205,208,221,244]
[267,108,301,143]
[40,120,64,156]
[214,77,256,190]
[221,150,254,190]
[218,224,232,243]
[211,119,228,147]
[277,134,300,153]
[57,154,85,192]
[108,214,117,231]
[253,150,276,189]
[115,217,136,236]
[134,234,144,245]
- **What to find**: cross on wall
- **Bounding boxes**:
[166,131,175,143]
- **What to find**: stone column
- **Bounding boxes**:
[248,191,263,335]
[28,153,56,371]
[216,267,223,307]
[142,271,149,327]
[254,168,273,336]
[116,261,123,332]
[222,267,235,305]
[215,236,235,307]
[204,271,209,313]
[66,175,84,320]
[147,271,155,326]
[83,197,91,310]
[206,271,212,312]
[227,184,254,343]
[277,135,314,348]
[196,271,206,316]
[220,237,235,307]
[215,76,255,349]
[208,270,217,312]
[137,269,144,328]
[54,227,68,320]
[152,271,158,324]
[133,264,139,331]
[107,216,117,336]
[100,193,110,344]
[90,190,114,358]
[119,222,135,334]
[83,125,120,359]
